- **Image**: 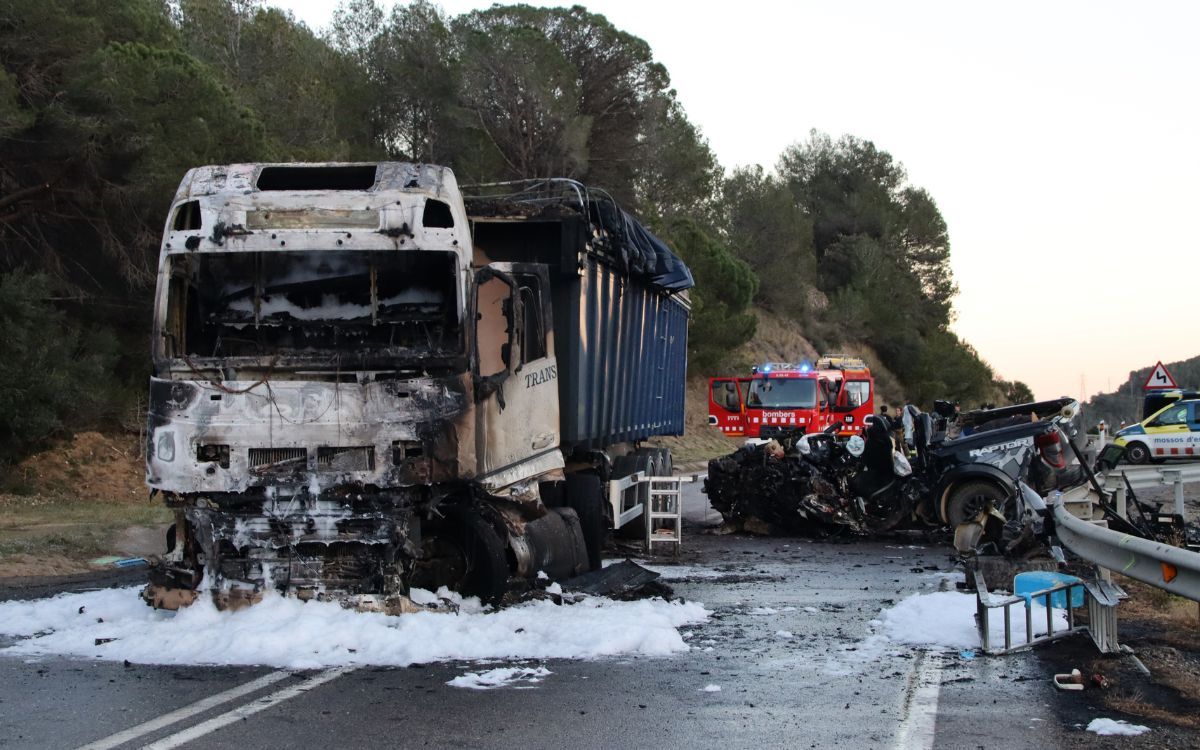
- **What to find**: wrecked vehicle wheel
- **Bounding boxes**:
[1124,441,1151,465]
[567,473,605,571]
[416,506,509,606]
[944,480,1005,528]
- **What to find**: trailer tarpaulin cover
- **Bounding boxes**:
[620,209,694,292]
[463,179,693,294]
[592,198,694,292]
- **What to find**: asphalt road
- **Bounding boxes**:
[0,481,1077,750]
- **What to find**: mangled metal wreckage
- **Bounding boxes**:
[144,163,692,612]
[705,398,1087,555]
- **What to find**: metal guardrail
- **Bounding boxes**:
[1103,463,1200,521]
[1106,463,1200,492]
[607,473,697,553]
[1053,494,1200,602]
[609,471,651,530]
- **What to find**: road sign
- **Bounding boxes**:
[1144,361,1178,390]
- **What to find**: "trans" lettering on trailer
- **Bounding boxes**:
[525,364,558,388]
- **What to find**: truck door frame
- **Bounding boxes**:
[472,262,563,486]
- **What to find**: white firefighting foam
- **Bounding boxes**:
[0,586,708,670]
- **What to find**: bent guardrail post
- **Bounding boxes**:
[1053,494,1200,602]
[1160,468,1186,519]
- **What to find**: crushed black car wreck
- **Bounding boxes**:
[705,398,1084,554]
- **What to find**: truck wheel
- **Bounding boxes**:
[1124,442,1150,465]
[659,449,674,478]
[444,506,509,606]
[566,473,605,571]
[637,446,665,478]
[944,481,1006,528]
[650,447,671,477]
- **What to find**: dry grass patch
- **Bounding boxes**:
[0,493,170,578]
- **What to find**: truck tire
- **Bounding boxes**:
[944,480,1006,528]
[566,473,605,571]
[659,448,674,478]
[444,506,509,606]
[1124,441,1151,465]
[637,446,665,478]
[612,454,638,480]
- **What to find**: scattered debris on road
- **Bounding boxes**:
[447,666,551,690]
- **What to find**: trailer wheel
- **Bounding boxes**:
[1124,441,1151,465]
[944,481,1006,528]
[567,473,605,571]
[443,506,510,606]
[638,446,666,478]
[659,449,674,478]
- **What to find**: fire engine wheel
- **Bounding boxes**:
[943,481,1006,528]
[442,506,509,606]
[1124,442,1151,465]
[567,473,605,571]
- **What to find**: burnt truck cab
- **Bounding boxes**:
[144,164,689,610]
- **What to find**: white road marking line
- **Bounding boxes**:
[893,650,943,750]
[76,671,292,750]
[140,667,351,750]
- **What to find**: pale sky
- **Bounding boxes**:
[273,0,1200,401]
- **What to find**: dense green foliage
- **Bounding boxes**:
[0,0,1029,466]
[662,220,757,373]
[0,271,120,465]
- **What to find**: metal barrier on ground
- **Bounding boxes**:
[607,472,697,554]
[973,568,1123,655]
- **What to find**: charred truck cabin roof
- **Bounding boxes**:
[145,164,691,612]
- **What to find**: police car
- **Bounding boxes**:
[1113,398,1200,464]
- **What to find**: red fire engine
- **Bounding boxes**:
[707,356,875,439]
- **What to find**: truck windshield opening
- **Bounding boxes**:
[163,250,460,361]
[747,378,817,409]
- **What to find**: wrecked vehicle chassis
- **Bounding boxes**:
[705,399,1082,548]
[145,375,592,610]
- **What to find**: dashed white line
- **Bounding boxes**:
[140,667,351,750]
[76,671,292,750]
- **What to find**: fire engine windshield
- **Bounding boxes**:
[747,378,817,409]
[160,250,461,363]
